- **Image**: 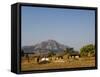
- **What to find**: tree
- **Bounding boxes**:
[48,51,55,57]
[80,44,95,57]
[64,48,74,55]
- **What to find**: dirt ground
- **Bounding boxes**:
[21,57,95,71]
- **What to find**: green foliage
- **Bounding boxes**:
[80,44,95,57]
[64,48,75,53]
[64,48,75,56]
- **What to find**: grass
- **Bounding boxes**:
[21,57,95,71]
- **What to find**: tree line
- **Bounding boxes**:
[21,44,95,58]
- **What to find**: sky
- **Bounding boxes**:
[21,6,95,51]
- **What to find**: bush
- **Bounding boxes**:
[80,44,95,57]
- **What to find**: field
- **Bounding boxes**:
[21,57,95,71]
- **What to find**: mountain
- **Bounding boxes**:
[22,40,70,55]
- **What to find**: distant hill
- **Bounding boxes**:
[22,40,71,56]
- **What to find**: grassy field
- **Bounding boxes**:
[21,57,95,71]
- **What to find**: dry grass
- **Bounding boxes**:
[21,57,95,71]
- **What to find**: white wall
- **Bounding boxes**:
[0,0,99,77]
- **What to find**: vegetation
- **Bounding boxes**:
[48,51,55,57]
[80,44,95,57]
[64,48,72,54]
[21,44,96,71]
[21,57,95,71]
